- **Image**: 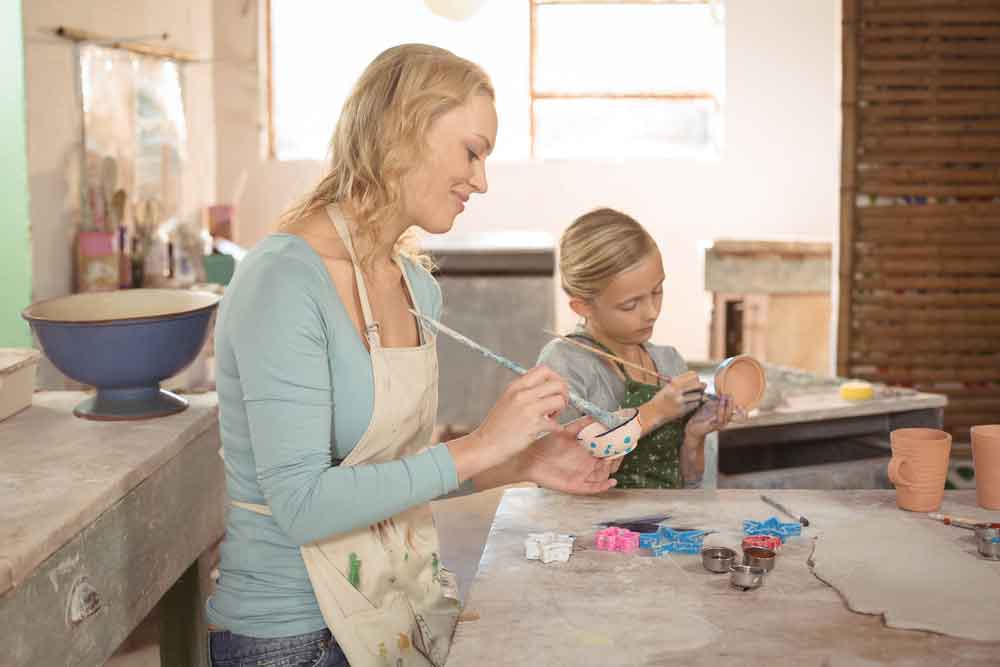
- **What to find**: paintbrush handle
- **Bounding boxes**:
[761,495,810,527]
[543,329,671,383]
[412,311,622,429]
[928,512,982,529]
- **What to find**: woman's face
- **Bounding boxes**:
[580,249,665,345]
[400,93,497,235]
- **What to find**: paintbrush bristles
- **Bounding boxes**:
[411,310,622,429]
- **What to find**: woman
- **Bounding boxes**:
[538,207,736,489]
[206,45,618,666]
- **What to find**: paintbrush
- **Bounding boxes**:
[543,329,673,383]
[543,329,710,403]
[410,310,622,429]
[761,495,810,527]
[927,512,997,530]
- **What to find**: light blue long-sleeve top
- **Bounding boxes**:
[206,233,460,638]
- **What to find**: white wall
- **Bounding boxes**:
[23,0,217,386]
[229,0,842,362]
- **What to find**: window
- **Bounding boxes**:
[530,0,725,159]
[268,1,724,161]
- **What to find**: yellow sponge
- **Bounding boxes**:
[840,381,874,401]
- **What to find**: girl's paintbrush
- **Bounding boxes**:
[410,310,622,429]
[542,329,710,406]
[542,329,671,383]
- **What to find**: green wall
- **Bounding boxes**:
[0,0,32,347]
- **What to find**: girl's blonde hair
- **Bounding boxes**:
[280,43,495,267]
[559,208,657,300]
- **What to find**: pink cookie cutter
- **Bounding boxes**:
[595,526,641,553]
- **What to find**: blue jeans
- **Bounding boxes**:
[208,627,349,667]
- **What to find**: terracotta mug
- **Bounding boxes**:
[971,424,1000,510]
[888,428,952,512]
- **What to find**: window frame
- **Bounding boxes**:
[528,0,722,158]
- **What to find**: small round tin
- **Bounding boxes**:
[742,546,777,572]
[701,546,737,573]
[730,564,766,591]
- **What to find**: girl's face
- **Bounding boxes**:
[400,93,497,235]
[577,249,665,345]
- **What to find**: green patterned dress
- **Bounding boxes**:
[566,334,691,489]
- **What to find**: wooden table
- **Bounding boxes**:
[447,488,1000,666]
[0,391,223,666]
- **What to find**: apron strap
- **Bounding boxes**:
[232,499,272,515]
[326,204,382,348]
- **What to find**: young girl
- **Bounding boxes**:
[538,207,736,489]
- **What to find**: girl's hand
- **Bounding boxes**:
[684,393,736,440]
[641,372,706,433]
[518,417,619,495]
[470,366,568,469]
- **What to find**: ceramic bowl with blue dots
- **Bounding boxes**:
[576,408,641,459]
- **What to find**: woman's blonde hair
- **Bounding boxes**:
[559,208,657,300]
[280,43,495,267]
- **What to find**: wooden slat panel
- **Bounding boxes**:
[861,59,1000,73]
[862,101,1000,119]
[855,243,1000,258]
[859,148,1000,163]
[857,231,1000,244]
[859,167,1000,183]
[849,349,1000,365]
[855,368,1000,383]
[863,0,1000,9]
[853,292,1000,306]
[853,305,1000,323]
[843,1,1000,439]
[862,90,1000,104]
[863,8,1000,22]
[858,201,1000,218]
[861,25,1000,39]
[861,134,1000,149]
[854,276,1000,290]
[859,322,1000,336]
[915,386,1000,399]
[862,41,1000,58]
[855,256,1000,273]
[857,183,1000,197]
[852,338,1000,354]
[838,0,862,377]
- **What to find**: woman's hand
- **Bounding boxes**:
[517,417,619,495]
[455,366,568,478]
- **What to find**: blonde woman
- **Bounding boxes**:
[207,45,617,667]
[537,208,736,490]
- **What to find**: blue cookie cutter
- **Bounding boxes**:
[743,516,802,542]
[640,526,711,556]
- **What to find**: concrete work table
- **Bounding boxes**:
[0,391,223,666]
[447,488,1000,666]
[689,362,948,488]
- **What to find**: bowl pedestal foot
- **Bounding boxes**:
[73,386,188,421]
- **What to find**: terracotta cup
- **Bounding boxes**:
[971,424,1000,510]
[888,428,952,512]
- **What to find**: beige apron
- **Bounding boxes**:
[232,205,459,666]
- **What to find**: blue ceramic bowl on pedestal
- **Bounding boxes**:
[22,289,221,420]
